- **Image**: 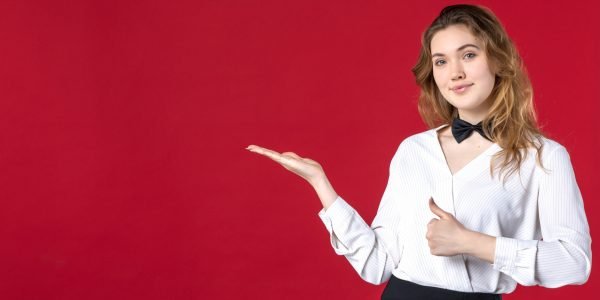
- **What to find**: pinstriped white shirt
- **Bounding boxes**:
[318,124,591,293]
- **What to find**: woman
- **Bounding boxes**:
[246,4,591,299]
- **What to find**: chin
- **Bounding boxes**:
[446,100,486,112]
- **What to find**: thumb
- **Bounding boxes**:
[281,151,301,159]
[429,197,450,219]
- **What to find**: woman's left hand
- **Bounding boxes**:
[426,197,470,256]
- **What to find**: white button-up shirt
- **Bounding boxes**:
[318,125,591,293]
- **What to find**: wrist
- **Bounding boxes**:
[462,229,496,264]
[310,175,338,210]
[460,229,479,255]
[309,173,329,188]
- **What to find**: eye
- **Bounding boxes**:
[434,59,446,66]
[464,52,476,60]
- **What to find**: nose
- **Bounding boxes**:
[450,61,465,81]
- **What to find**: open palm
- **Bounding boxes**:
[246,144,325,185]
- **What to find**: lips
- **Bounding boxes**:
[450,83,473,91]
[450,83,474,94]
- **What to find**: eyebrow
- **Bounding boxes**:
[432,44,480,58]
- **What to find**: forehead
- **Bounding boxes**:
[430,24,481,54]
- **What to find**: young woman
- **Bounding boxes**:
[246,4,591,300]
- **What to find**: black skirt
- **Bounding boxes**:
[381,276,502,300]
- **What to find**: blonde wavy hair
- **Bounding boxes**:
[411,4,545,181]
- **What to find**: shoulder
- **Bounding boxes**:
[391,126,443,160]
[531,136,574,174]
[536,136,570,161]
[397,127,438,151]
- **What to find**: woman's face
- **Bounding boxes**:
[430,24,496,118]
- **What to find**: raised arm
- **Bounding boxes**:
[247,143,407,285]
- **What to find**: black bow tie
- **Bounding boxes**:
[451,118,491,143]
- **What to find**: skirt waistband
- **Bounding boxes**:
[381,275,502,300]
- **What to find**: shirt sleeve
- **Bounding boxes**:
[317,142,407,285]
[492,145,592,287]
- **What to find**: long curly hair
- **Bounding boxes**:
[411,4,545,181]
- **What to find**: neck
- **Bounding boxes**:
[456,107,490,124]
[455,96,492,123]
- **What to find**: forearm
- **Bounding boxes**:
[311,175,338,211]
[317,195,398,285]
[461,230,496,264]
[491,236,590,287]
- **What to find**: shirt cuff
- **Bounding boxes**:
[317,196,360,255]
[493,236,538,285]
[318,195,354,220]
[317,196,356,235]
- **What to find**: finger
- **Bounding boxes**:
[247,145,279,158]
[303,157,316,163]
[281,152,302,160]
[427,219,437,232]
[429,197,450,219]
[246,144,261,151]
[247,145,287,163]
[247,144,272,152]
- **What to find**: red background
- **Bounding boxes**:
[0,0,598,299]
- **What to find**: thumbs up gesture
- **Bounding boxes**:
[426,197,470,256]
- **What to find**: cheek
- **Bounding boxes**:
[478,68,496,91]
[432,69,445,88]
[470,61,495,83]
